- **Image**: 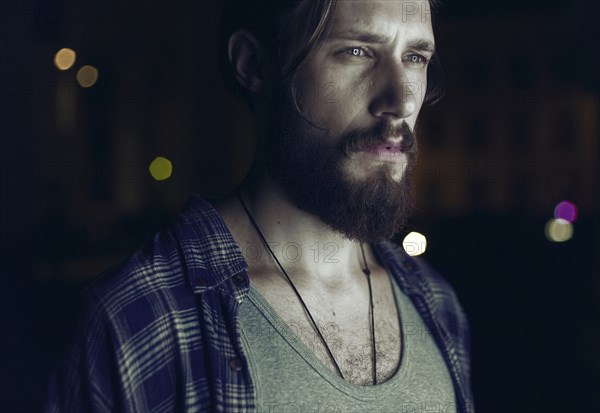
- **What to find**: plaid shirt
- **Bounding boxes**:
[43,194,475,413]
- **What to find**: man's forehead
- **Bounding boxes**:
[331,0,433,27]
[326,0,435,50]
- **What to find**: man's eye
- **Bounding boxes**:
[404,54,430,66]
[344,47,369,58]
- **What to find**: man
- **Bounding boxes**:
[43,0,474,412]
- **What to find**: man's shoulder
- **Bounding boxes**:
[77,195,222,320]
[376,241,452,289]
[44,198,224,413]
[410,255,462,302]
[377,241,468,321]
[73,234,187,338]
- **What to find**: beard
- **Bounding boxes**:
[263,85,419,244]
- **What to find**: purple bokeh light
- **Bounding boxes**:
[554,201,578,223]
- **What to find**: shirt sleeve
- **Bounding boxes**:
[41,288,124,413]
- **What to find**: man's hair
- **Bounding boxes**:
[216,0,444,114]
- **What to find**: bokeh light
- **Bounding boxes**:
[402,231,427,256]
[149,157,173,181]
[554,200,578,223]
[76,65,99,88]
[545,218,574,242]
[54,48,76,70]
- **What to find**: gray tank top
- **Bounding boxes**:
[238,275,457,413]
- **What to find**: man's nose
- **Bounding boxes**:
[368,62,419,120]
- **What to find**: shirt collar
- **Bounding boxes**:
[171,194,249,294]
[371,241,422,295]
[171,194,422,299]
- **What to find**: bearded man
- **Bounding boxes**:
[43,1,475,412]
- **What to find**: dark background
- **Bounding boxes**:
[1,0,598,412]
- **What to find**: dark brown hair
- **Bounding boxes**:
[216,0,444,113]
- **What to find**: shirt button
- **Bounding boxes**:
[195,277,207,287]
[232,273,246,286]
[229,358,243,371]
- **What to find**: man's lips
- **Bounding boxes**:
[364,144,405,163]
[367,144,403,155]
[366,137,405,153]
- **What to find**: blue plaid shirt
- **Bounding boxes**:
[43,194,475,413]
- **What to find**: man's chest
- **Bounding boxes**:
[251,271,402,386]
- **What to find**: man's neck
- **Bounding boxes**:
[211,172,381,291]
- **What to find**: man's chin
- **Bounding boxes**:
[276,163,414,244]
[330,172,413,243]
[265,93,416,243]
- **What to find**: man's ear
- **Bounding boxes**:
[228,29,273,94]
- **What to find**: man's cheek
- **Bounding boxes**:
[343,80,371,116]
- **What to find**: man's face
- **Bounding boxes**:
[265,0,435,243]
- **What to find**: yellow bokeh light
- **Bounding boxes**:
[545,218,573,242]
[54,48,77,70]
[149,157,173,181]
[76,65,99,88]
[402,231,427,256]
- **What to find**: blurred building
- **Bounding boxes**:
[29,2,598,280]
[416,15,598,218]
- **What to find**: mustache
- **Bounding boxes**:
[340,121,417,157]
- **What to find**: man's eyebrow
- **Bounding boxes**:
[326,30,436,53]
[408,39,436,53]
[327,30,392,44]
